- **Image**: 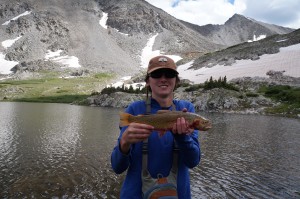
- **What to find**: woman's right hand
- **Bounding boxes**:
[120,123,154,154]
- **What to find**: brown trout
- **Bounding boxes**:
[119,110,212,131]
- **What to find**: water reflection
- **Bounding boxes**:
[0,102,16,162]
[192,113,300,198]
[0,103,122,198]
[0,103,299,198]
[39,104,82,164]
[0,102,19,190]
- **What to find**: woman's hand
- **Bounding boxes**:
[120,123,154,154]
[172,108,194,135]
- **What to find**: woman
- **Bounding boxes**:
[111,55,201,199]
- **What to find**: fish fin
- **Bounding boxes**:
[119,112,132,127]
[157,110,170,114]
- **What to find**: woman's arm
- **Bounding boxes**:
[111,119,153,174]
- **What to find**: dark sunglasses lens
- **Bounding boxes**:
[150,71,177,78]
[165,72,177,78]
[150,72,162,78]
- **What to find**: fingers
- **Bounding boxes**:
[172,117,194,135]
[176,117,186,134]
[123,123,153,144]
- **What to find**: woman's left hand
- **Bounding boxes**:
[172,108,194,135]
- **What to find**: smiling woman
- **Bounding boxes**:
[111,55,202,199]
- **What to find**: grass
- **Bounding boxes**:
[0,72,115,104]
[13,94,90,104]
[259,85,300,117]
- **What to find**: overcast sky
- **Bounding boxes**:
[145,0,300,29]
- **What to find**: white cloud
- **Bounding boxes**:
[145,0,300,29]
[241,0,300,28]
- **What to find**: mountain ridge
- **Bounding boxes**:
[0,0,295,78]
[180,14,294,46]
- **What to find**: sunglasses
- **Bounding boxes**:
[149,70,178,79]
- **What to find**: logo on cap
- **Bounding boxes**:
[158,57,168,62]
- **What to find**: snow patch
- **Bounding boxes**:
[2,36,22,49]
[248,34,267,42]
[99,12,108,29]
[0,53,18,74]
[2,11,32,25]
[140,34,160,68]
[276,39,288,43]
[45,50,81,68]
[140,34,182,68]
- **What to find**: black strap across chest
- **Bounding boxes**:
[142,100,179,173]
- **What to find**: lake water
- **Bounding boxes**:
[0,102,299,198]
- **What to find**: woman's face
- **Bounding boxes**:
[146,69,178,99]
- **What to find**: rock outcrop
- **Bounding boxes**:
[87,72,300,117]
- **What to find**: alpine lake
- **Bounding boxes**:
[0,102,299,198]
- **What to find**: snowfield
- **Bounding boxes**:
[178,43,300,84]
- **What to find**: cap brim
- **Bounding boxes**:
[147,67,179,74]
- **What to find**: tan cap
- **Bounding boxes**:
[147,55,178,74]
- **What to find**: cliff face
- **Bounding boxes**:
[0,0,294,78]
[0,0,141,76]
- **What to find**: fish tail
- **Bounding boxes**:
[119,112,132,127]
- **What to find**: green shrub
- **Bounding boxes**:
[178,82,191,87]
[246,92,259,97]
[101,87,117,94]
[100,84,146,94]
[264,85,300,103]
[203,76,239,91]
[260,85,300,116]
[185,84,203,92]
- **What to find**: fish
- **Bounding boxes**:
[119,110,212,132]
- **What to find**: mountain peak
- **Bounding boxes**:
[225,13,251,25]
[0,0,295,77]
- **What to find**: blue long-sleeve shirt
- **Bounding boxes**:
[111,99,201,199]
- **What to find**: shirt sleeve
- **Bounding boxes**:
[110,102,141,174]
[174,100,201,168]
[111,126,131,174]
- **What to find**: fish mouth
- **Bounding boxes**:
[203,126,212,131]
[200,124,212,131]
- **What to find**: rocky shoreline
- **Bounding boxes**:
[87,87,276,116]
[86,72,300,118]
